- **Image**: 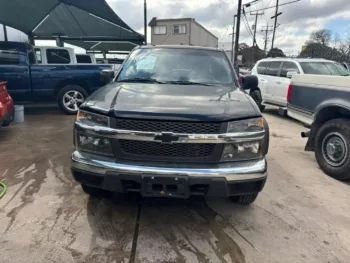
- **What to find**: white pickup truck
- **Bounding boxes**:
[34,46,121,71]
[35,46,78,65]
[287,74,350,180]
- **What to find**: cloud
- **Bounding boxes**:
[1,0,349,56]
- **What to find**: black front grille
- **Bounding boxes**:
[115,119,221,134]
[119,140,215,158]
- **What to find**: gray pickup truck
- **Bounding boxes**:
[71,45,269,205]
[287,74,350,180]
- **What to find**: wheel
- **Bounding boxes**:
[315,119,350,180]
[231,193,259,205]
[250,90,265,112]
[57,85,88,115]
[81,184,113,198]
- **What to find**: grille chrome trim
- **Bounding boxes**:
[75,122,265,144]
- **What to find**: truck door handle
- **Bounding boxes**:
[276,81,281,84]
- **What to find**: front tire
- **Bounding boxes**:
[81,184,113,198]
[231,193,259,205]
[250,90,265,112]
[315,119,350,180]
[57,85,88,115]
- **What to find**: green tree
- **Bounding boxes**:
[267,48,285,57]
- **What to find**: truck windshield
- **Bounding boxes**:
[117,48,235,86]
[300,62,349,76]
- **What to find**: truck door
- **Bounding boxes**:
[0,43,32,102]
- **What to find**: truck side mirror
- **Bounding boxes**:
[241,75,258,90]
[100,69,115,86]
[286,71,298,78]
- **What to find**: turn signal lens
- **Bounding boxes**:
[76,110,110,127]
[227,118,264,133]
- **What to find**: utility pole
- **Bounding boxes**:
[3,24,8,42]
[144,0,147,44]
[250,12,264,47]
[230,15,237,63]
[261,25,273,55]
[234,0,243,74]
[271,0,282,49]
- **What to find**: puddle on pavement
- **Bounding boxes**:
[1,163,246,263]
[134,197,246,263]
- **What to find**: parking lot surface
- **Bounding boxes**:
[0,107,349,263]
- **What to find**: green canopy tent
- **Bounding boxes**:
[0,0,144,46]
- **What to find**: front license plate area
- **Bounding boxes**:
[141,175,189,198]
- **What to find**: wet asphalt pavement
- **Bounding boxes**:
[0,107,350,263]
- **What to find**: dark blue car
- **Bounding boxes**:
[0,41,112,114]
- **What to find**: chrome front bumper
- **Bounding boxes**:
[71,150,267,182]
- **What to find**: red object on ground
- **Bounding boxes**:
[0,81,15,127]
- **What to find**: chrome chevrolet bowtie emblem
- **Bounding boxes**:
[154,132,180,143]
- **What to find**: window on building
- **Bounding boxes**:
[46,49,71,64]
[35,49,42,64]
[76,54,92,63]
[0,48,20,65]
[173,24,186,34]
[265,61,282,76]
[154,25,167,35]
[280,62,299,77]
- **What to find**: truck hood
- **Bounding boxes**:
[82,82,260,121]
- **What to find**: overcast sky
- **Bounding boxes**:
[107,0,350,55]
[1,0,350,55]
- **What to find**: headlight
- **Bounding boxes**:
[76,133,113,156]
[227,118,264,133]
[222,118,265,162]
[76,110,110,127]
[220,141,263,162]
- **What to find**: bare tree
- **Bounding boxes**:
[308,29,332,47]
[333,32,341,49]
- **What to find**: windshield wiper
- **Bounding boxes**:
[167,80,214,86]
[119,78,166,84]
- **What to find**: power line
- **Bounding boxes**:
[271,0,281,49]
[250,11,264,47]
[242,9,254,39]
[250,0,300,12]
[260,0,273,23]
[261,24,273,54]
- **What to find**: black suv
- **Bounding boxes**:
[71,46,269,205]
